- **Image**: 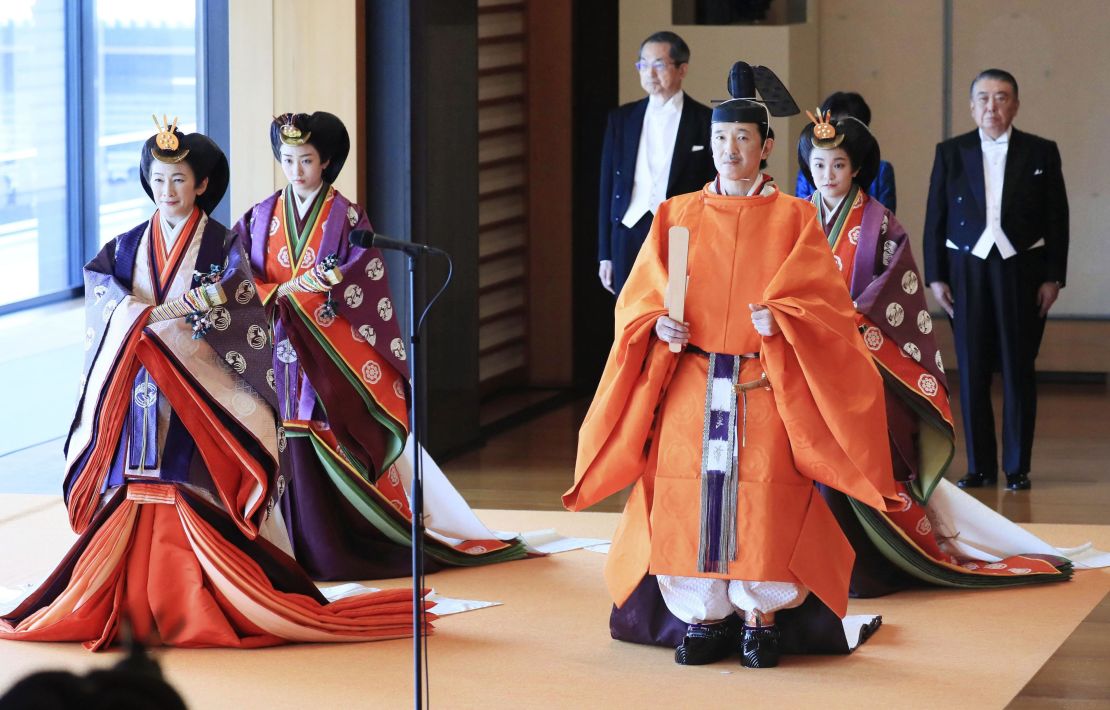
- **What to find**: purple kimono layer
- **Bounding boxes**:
[232,187,418,580]
[65,215,283,531]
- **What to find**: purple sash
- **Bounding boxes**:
[698,353,740,574]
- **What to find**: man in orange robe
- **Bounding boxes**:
[564,62,901,668]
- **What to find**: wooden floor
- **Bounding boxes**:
[0,363,1105,705]
[444,381,1110,707]
[3,502,1102,709]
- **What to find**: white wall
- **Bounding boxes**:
[227,0,360,220]
[818,0,943,302]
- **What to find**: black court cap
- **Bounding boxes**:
[712,61,800,123]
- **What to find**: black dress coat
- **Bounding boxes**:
[598,95,716,293]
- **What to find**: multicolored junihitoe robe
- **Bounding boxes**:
[0,209,425,649]
[235,185,528,581]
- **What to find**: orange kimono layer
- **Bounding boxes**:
[565,184,902,618]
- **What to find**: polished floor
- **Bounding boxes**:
[442,381,1110,708]
[1,501,1105,709]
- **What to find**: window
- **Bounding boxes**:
[0,0,213,314]
[93,1,198,246]
[0,0,68,309]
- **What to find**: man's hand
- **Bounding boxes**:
[655,315,690,346]
[599,260,615,294]
[1037,281,1061,317]
[930,281,954,318]
[749,303,780,337]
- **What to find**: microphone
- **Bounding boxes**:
[349,229,440,257]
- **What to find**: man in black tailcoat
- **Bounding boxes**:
[598,30,716,296]
[923,68,1069,491]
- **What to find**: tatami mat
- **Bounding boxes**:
[1,498,1107,709]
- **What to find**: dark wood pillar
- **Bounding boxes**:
[363,1,481,457]
[571,0,620,388]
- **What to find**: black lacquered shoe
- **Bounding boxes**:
[740,623,781,668]
[1005,473,1031,491]
[956,472,997,488]
[674,616,740,665]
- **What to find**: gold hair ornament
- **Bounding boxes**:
[805,108,845,149]
[150,114,189,163]
[276,114,311,146]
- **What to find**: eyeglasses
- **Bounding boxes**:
[635,59,676,73]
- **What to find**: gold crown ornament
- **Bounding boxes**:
[150,114,189,163]
[276,114,311,146]
[805,108,845,149]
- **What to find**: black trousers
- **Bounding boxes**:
[948,246,1047,477]
[608,211,654,296]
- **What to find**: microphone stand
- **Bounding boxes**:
[352,229,449,710]
[404,245,428,710]
[400,243,451,710]
[405,248,427,710]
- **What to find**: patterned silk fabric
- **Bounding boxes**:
[819,189,952,428]
[234,187,529,581]
[2,213,427,649]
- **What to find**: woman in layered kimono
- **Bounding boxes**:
[0,119,423,649]
[233,112,527,581]
[793,91,897,212]
[796,112,1076,594]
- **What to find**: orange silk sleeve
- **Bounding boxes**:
[564,200,680,512]
[760,215,902,512]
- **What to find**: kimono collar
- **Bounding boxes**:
[159,206,201,249]
[292,183,325,219]
[712,172,775,196]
